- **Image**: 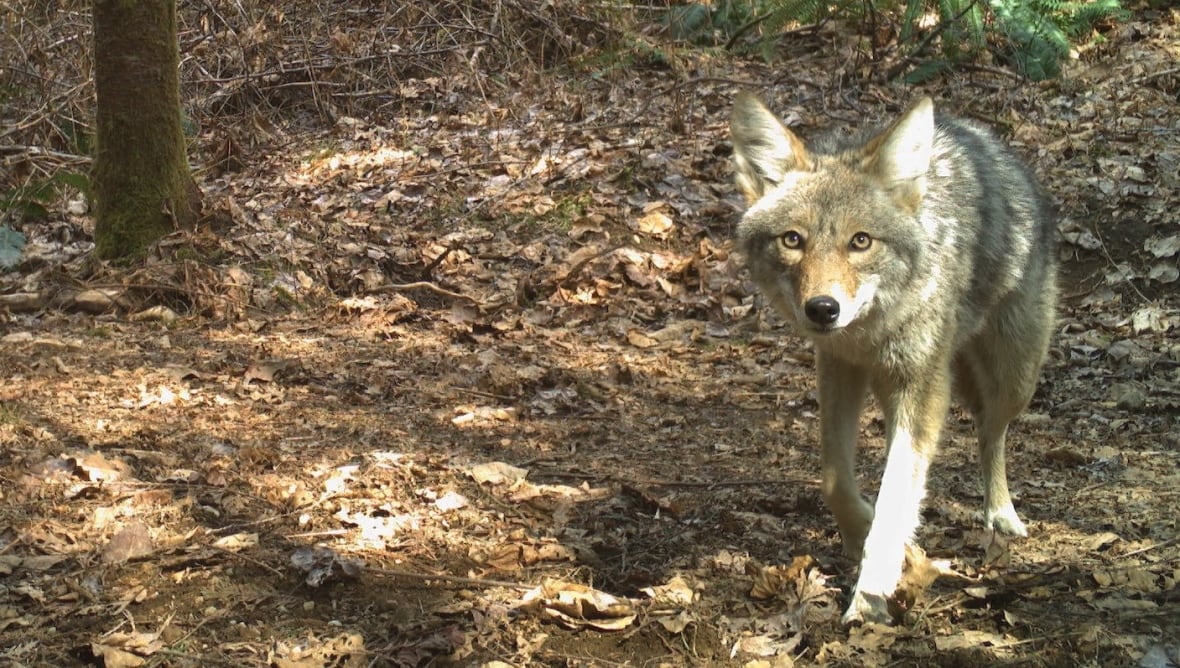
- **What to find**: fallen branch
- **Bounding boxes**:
[1130,67,1180,84]
[366,281,478,303]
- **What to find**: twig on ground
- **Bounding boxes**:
[370,567,532,590]
[1117,535,1179,560]
[1130,67,1180,84]
[366,281,478,303]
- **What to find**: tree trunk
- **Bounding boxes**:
[92,0,200,261]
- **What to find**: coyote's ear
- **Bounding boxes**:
[865,97,934,206]
[730,92,811,204]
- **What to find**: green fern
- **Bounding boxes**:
[904,58,954,84]
[900,0,927,42]
[762,0,837,29]
[937,0,959,57]
[711,0,1126,80]
[1056,0,1130,37]
[990,0,1070,78]
[963,1,986,48]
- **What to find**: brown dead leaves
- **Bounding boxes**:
[520,580,637,631]
[91,627,167,667]
[465,460,607,574]
[518,575,700,634]
[0,3,1178,667]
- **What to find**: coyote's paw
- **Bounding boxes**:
[836,500,874,561]
[983,504,1028,537]
[841,590,892,626]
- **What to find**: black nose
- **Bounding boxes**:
[804,296,840,325]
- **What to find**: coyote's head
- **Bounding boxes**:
[730,94,936,335]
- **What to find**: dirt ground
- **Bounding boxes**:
[1,3,1178,667]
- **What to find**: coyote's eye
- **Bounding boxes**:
[779,231,804,249]
[850,232,872,251]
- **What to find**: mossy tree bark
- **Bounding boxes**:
[92,0,201,261]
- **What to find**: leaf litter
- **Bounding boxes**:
[1,1,1179,666]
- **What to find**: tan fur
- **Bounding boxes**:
[730,93,1058,626]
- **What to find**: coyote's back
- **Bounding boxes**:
[730,94,1057,626]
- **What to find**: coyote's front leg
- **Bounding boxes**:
[841,367,950,626]
[817,354,874,561]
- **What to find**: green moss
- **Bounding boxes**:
[0,403,22,426]
[302,143,342,163]
[271,285,302,309]
[499,192,594,234]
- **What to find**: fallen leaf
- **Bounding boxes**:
[625,329,658,348]
[643,575,697,608]
[244,362,282,383]
[467,461,528,485]
[519,580,637,631]
[656,609,697,634]
[213,533,259,551]
[291,546,364,587]
[934,629,1015,650]
[749,555,816,600]
[1131,306,1171,334]
[102,521,154,564]
[632,209,674,239]
[434,490,469,511]
[91,645,145,667]
[1145,235,1180,258]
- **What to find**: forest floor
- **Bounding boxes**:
[1,2,1179,666]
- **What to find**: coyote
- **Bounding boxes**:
[730,94,1057,625]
